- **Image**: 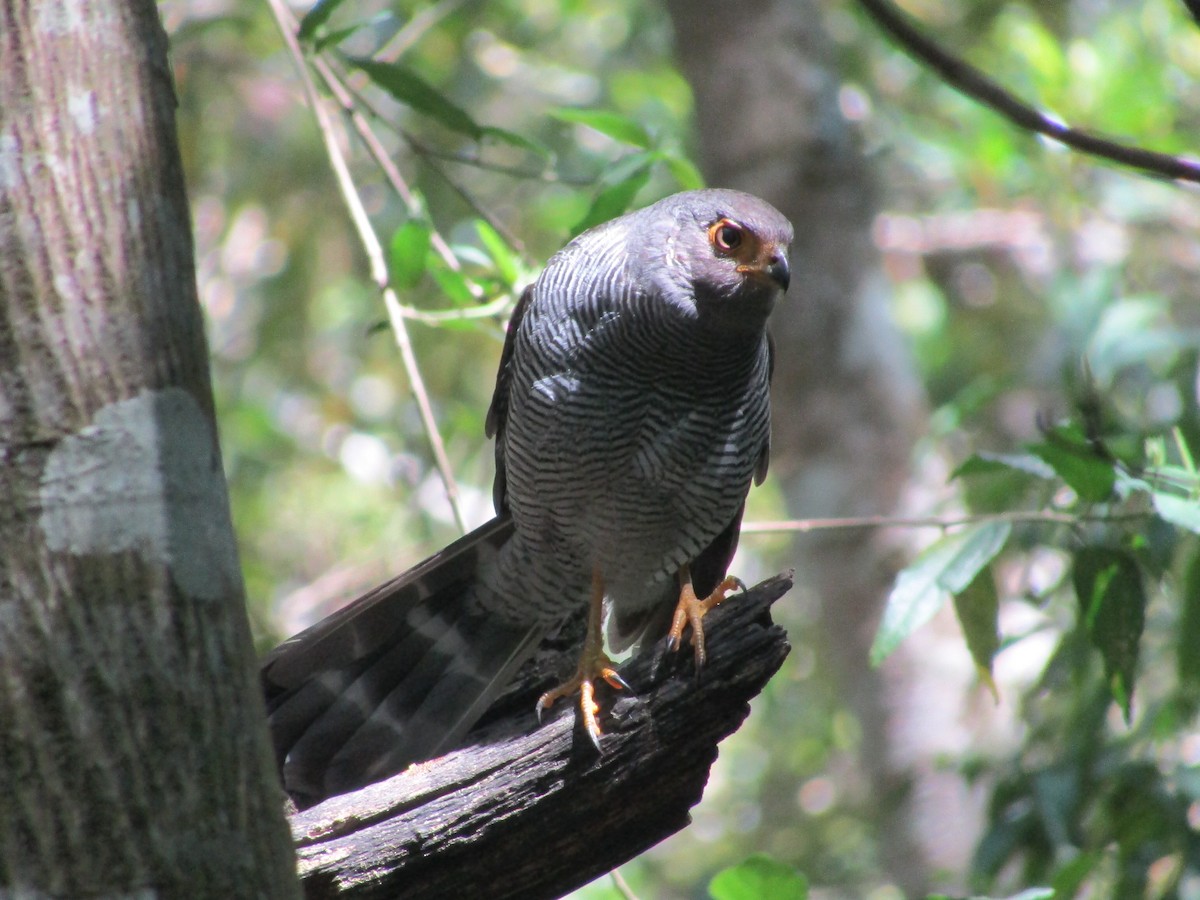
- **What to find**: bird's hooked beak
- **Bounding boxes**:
[765,248,790,292]
[739,245,790,293]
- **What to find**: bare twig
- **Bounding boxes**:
[855,0,1200,184]
[375,0,473,64]
[273,1,476,290]
[322,54,535,259]
[741,508,1152,535]
[266,0,468,534]
[610,869,641,900]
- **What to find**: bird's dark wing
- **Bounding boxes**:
[485,283,535,515]
[694,331,774,594]
[262,516,544,808]
[755,331,774,487]
[261,516,514,690]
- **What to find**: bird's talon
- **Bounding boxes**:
[580,680,604,750]
[535,605,624,752]
[602,668,631,692]
[667,572,746,668]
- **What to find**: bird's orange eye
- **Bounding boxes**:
[709,219,744,254]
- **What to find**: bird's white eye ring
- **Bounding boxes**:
[709,219,744,254]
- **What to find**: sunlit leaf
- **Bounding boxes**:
[572,160,653,235]
[952,567,1001,698]
[1152,491,1200,534]
[1073,547,1146,720]
[871,522,1011,665]
[709,854,807,900]
[352,59,482,139]
[1001,10,1065,87]
[1085,296,1188,385]
[551,108,653,149]
[388,220,431,290]
[298,0,347,43]
[475,220,520,289]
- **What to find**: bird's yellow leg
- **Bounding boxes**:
[537,568,628,750]
[666,564,746,667]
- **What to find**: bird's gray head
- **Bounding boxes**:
[634,189,793,333]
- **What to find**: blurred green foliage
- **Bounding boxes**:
[165,0,1200,896]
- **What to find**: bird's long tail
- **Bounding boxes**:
[261,516,543,808]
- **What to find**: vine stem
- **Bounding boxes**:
[266,0,467,534]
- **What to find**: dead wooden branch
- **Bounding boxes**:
[288,572,793,900]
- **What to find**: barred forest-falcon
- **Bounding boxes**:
[262,189,793,808]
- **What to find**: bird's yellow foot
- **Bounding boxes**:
[537,648,629,751]
[666,573,746,667]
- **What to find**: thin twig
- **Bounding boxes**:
[392,125,532,257]
[393,294,512,326]
[610,868,641,900]
[418,144,592,186]
[741,508,1152,535]
[375,0,473,64]
[324,53,534,260]
[312,56,480,283]
[266,0,468,534]
[275,0,472,287]
[855,0,1200,184]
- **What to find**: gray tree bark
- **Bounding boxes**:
[666,0,945,894]
[0,1,299,894]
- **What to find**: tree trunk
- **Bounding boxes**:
[0,1,299,894]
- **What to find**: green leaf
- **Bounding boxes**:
[481,126,552,160]
[952,452,1055,481]
[663,153,705,190]
[314,22,367,52]
[1028,438,1116,502]
[429,265,476,307]
[1152,491,1200,533]
[352,60,482,139]
[871,522,1011,665]
[572,160,653,235]
[388,220,431,290]
[709,854,807,900]
[298,0,347,43]
[952,567,1001,696]
[1050,851,1100,896]
[551,108,652,149]
[475,220,520,289]
[1073,548,1146,720]
[1177,550,1200,703]
[1002,11,1065,86]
